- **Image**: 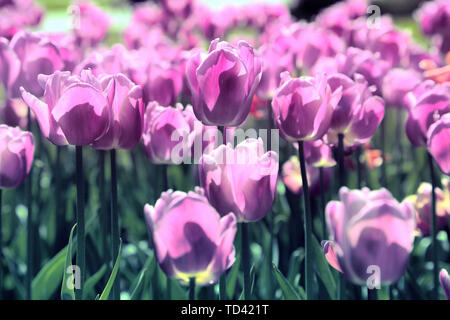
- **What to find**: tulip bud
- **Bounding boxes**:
[0,124,34,189]
[144,188,237,286]
[322,187,416,286]
[199,138,278,222]
[186,39,262,126]
[427,113,450,176]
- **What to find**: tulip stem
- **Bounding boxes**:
[75,146,86,300]
[355,146,363,189]
[242,222,251,299]
[25,110,34,300]
[111,149,120,300]
[298,141,313,299]
[336,134,346,300]
[428,152,439,300]
[319,168,327,240]
[54,147,64,253]
[380,120,387,187]
[189,277,196,300]
[367,288,378,300]
[0,189,3,299]
[219,272,227,299]
[98,151,110,273]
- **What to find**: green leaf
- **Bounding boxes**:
[311,235,336,300]
[99,239,122,300]
[130,257,152,300]
[61,224,76,300]
[272,263,301,300]
[226,256,240,298]
[83,265,107,300]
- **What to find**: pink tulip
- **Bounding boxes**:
[404,179,450,236]
[427,113,450,175]
[144,188,237,286]
[440,269,450,300]
[21,70,110,146]
[0,124,34,189]
[271,71,341,142]
[91,74,144,150]
[199,138,278,222]
[381,68,422,109]
[186,39,262,126]
[282,155,333,197]
[72,2,111,47]
[322,187,416,285]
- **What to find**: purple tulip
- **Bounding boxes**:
[404,180,450,236]
[199,138,278,222]
[186,39,262,126]
[381,68,422,109]
[325,73,385,147]
[1,32,63,98]
[91,74,144,150]
[405,82,450,147]
[416,0,450,54]
[282,155,333,197]
[159,0,193,18]
[72,2,111,47]
[144,188,237,286]
[0,37,20,95]
[322,187,416,285]
[0,124,34,189]
[143,61,183,107]
[440,269,450,300]
[0,98,29,129]
[303,140,336,168]
[0,0,43,39]
[142,102,194,164]
[21,70,111,146]
[427,113,450,175]
[272,71,341,142]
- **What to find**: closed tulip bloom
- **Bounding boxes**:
[142,102,194,164]
[199,138,278,222]
[322,187,416,285]
[8,31,63,98]
[440,269,450,300]
[404,180,450,236]
[21,70,111,146]
[326,73,385,147]
[186,39,262,126]
[91,74,144,150]
[381,68,422,109]
[427,113,450,175]
[272,71,341,142]
[143,61,182,107]
[73,2,111,46]
[144,188,237,286]
[304,140,336,168]
[0,124,34,189]
[0,38,20,95]
[282,155,333,197]
[405,82,450,147]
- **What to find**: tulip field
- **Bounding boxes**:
[1,0,450,303]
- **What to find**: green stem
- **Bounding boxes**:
[337,134,346,300]
[98,151,110,271]
[26,109,33,300]
[111,149,120,300]
[367,288,378,300]
[189,277,196,300]
[298,140,313,299]
[428,153,439,300]
[54,147,64,253]
[319,168,327,240]
[219,274,227,300]
[0,189,3,299]
[380,120,387,187]
[241,223,251,300]
[355,146,363,189]
[75,146,85,300]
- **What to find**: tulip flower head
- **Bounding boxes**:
[199,138,278,222]
[144,188,237,286]
[322,187,416,286]
[0,124,34,189]
[325,73,385,147]
[404,179,450,236]
[271,72,342,142]
[427,113,450,176]
[440,269,450,300]
[21,70,111,146]
[91,73,144,150]
[186,39,262,127]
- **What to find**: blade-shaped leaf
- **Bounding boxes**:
[272,263,302,300]
[99,239,122,300]
[83,265,107,300]
[61,224,77,300]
